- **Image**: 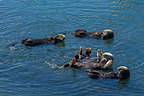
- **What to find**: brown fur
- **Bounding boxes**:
[73,29,87,37]
[89,32,102,39]
[72,29,113,40]
[21,34,65,46]
[84,48,92,57]
[69,57,77,66]
[88,66,130,79]
[72,29,102,39]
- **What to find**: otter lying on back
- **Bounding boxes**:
[72,29,114,40]
[60,47,113,70]
[21,34,65,46]
[88,66,130,80]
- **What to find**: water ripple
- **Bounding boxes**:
[0,0,144,96]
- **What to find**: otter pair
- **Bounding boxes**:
[61,47,113,70]
[21,29,113,47]
[72,29,114,40]
[60,47,92,68]
[61,47,130,80]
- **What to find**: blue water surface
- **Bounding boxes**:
[0,0,144,96]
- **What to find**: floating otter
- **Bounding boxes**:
[60,47,113,70]
[72,29,102,39]
[21,34,65,46]
[60,47,93,69]
[102,29,114,40]
[72,29,88,37]
[72,29,114,40]
[88,66,130,80]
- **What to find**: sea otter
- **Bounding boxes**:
[72,29,102,39]
[60,47,113,70]
[72,29,114,40]
[87,66,130,80]
[21,34,65,46]
[72,29,88,37]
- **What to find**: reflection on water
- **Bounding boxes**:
[0,0,144,96]
[118,78,130,85]
[102,38,114,44]
[55,41,65,47]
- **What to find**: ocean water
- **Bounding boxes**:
[0,0,144,96]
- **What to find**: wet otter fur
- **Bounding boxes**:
[117,66,130,79]
[72,29,114,40]
[61,47,113,70]
[102,29,114,40]
[21,34,65,46]
[88,66,130,80]
[60,47,93,69]
[72,29,102,39]
[83,48,92,58]
[72,29,88,37]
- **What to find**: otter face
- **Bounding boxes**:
[55,34,65,41]
[86,48,92,54]
[117,66,130,79]
[21,38,32,45]
[74,29,87,37]
[102,29,114,40]
[102,52,113,60]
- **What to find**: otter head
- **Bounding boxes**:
[102,52,113,60]
[73,29,87,37]
[102,29,114,40]
[85,48,92,56]
[21,38,32,45]
[55,34,65,41]
[117,66,130,79]
[103,29,112,35]
[69,57,77,67]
